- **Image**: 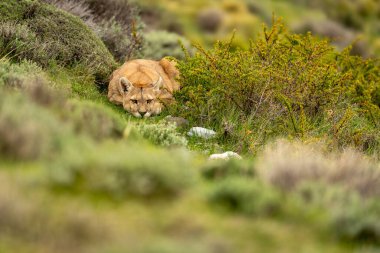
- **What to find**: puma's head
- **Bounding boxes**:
[118,76,163,118]
[108,58,179,117]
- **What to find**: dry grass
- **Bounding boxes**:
[256,140,380,198]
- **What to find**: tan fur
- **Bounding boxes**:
[108,58,180,118]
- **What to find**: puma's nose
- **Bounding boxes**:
[140,111,147,116]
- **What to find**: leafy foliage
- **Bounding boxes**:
[173,19,380,153]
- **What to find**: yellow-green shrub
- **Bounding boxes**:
[173,20,380,153]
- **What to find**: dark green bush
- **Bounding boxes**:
[173,20,380,153]
[208,177,282,216]
[0,0,116,83]
[331,198,380,243]
[48,141,196,199]
[42,0,143,62]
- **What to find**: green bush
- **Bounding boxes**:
[172,19,380,153]
[138,30,193,60]
[134,121,188,147]
[0,0,116,83]
[48,141,195,199]
[208,177,282,216]
[0,90,67,161]
[0,59,43,88]
[65,100,125,141]
[331,198,380,242]
[0,59,65,107]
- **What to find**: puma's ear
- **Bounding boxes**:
[119,77,133,93]
[153,76,163,91]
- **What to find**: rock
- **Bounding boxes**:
[165,116,189,128]
[187,127,216,139]
[209,151,242,160]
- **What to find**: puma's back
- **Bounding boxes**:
[108,58,180,118]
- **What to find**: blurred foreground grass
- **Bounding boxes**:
[1,153,378,253]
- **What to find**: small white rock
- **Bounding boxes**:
[187,127,216,139]
[209,151,242,160]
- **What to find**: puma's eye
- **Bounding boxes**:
[131,99,138,104]
[147,99,153,104]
